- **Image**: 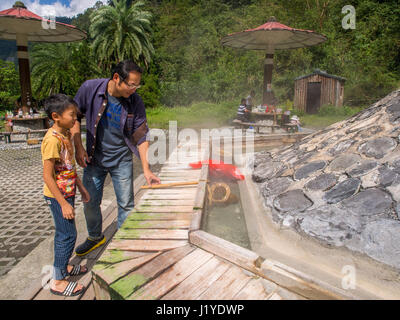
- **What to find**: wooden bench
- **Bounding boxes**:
[0,129,48,143]
[232,120,281,133]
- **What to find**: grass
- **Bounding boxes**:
[146,100,236,129]
[298,105,364,129]
[146,101,366,130]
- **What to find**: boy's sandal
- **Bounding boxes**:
[50,281,85,297]
[68,265,88,276]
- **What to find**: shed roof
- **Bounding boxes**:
[294,69,346,82]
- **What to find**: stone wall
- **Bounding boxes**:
[252,89,400,269]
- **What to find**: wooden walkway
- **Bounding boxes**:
[29,141,351,300]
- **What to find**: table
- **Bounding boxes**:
[251,111,283,126]
[9,116,49,131]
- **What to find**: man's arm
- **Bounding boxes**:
[72,82,89,167]
[70,120,89,167]
[137,141,160,186]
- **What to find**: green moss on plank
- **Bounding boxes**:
[120,218,153,229]
[110,273,149,299]
[96,249,128,264]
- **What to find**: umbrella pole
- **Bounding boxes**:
[16,33,33,114]
[263,52,276,105]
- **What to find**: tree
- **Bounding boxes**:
[0,60,20,112]
[31,42,101,98]
[89,0,154,70]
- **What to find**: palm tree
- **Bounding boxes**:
[31,42,101,98]
[89,0,154,70]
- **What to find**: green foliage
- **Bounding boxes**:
[31,41,101,99]
[2,0,399,119]
[89,0,154,70]
[148,0,399,108]
[0,60,20,112]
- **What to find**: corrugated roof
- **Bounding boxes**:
[294,69,346,82]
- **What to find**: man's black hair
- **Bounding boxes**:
[44,94,77,120]
[111,60,143,82]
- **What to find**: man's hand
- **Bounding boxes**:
[80,187,91,203]
[75,145,90,168]
[61,202,75,220]
[144,170,161,186]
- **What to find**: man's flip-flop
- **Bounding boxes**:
[50,281,85,297]
[68,265,88,276]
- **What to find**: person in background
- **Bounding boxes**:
[290,115,302,132]
[246,90,256,112]
[236,98,250,122]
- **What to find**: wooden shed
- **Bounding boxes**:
[294,69,346,114]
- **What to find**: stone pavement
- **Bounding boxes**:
[0,146,84,277]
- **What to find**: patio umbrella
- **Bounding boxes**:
[0,1,86,113]
[221,16,327,105]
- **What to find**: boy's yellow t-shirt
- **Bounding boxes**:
[41,129,77,198]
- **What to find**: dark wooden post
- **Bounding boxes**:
[16,33,32,114]
[263,53,275,105]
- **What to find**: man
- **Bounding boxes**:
[71,60,160,256]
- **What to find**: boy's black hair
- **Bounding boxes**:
[241,98,246,105]
[111,60,143,82]
[44,94,77,120]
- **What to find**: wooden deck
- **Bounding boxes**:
[28,141,351,300]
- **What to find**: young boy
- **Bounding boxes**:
[41,94,90,297]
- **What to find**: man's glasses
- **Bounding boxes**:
[123,79,141,89]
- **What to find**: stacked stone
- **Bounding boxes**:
[252,89,400,269]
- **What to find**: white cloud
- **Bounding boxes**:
[0,0,107,18]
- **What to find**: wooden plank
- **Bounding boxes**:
[196,265,252,300]
[144,188,197,194]
[97,250,153,265]
[189,230,262,274]
[128,248,214,300]
[114,229,189,240]
[233,278,270,300]
[141,193,196,200]
[93,252,162,287]
[124,214,192,223]
[141,181,198,189]
[134,205,194,213]
[92,278,111,300]
[79,282,95,300]
[158,172,200,177]
[107,245,195,299]
[189,209,202,231]
[260,259,345,300]
[138,199,195,206]
[193,181,207,210]
[106,239,188,252]
[161,256,230,300]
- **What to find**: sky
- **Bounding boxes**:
[0,0,107,17]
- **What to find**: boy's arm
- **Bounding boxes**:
[43,159,75,219]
